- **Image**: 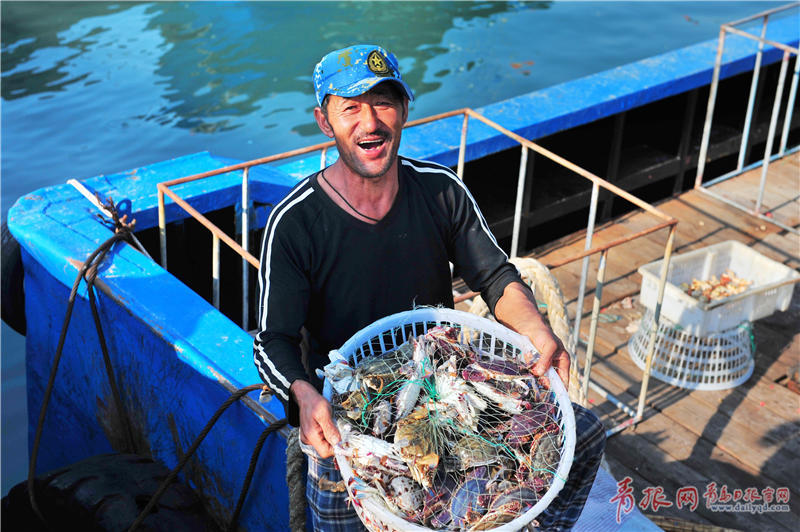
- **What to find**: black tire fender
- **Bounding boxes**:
[1,220,26,335]
[1,453,219,531]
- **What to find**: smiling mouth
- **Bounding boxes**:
[357,138,386,151]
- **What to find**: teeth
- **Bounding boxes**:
[359,140,383,149]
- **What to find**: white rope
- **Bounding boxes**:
[468,256,585,404]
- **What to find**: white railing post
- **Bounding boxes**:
[212,233,220,309]
[695,28,727,188]
[737,16,769,172]
[241,168,250,329]
[756,49,790,214]
[779,53,799,156]
[571,182,600,351]
[158,188,167,269]
[510,146,528,258]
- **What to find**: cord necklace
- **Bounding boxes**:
[320,170,382,223]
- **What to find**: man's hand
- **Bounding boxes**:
[524,324,570,390]
[494,281,571,389]
[290,380,341,458]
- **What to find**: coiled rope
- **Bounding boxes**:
[26,194,288,531]
[285,428,307,532]
[468,256,585,405]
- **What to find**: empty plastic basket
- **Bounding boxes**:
[629,309,755,390]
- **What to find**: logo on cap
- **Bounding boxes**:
[367,50,391,77]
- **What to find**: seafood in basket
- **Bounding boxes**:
[678,269,752,303]
[323,325,566,531]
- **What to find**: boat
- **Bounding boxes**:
[3,5,798,530]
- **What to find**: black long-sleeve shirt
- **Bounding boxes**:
[253,156,522,424]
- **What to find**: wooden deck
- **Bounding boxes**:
[534,153,800,530]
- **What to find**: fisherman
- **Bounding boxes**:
[253,44,605,531]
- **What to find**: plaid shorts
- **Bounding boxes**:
[304,444,365,532]
[303,403,605,531]
[535,403,607,531]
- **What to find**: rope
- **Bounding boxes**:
[286,428,307,532]
[228,418,289,532]
[27,227,137,528]
[467,256,585,404]
[127,383,285,531]
[22,193,289,531]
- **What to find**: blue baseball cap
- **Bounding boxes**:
[313,44,415,106]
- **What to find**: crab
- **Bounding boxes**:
[496,401,557,447]
[468,483,540,530]
[429,466,492,529]
[467,379,534,414]
[430,361,488,432]
[526,424,562,481]
[335,421,409,478]
[504,420,562,484]
[334,389,369,422]
[461,356,536,383]
[355,344,411,394]
[394,406,440,488]
[349,474,427,521]
[451,434,502,469]
[423,326,469,363]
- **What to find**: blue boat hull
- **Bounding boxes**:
[12,152,298,530]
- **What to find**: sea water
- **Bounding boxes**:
[0,0,786,495]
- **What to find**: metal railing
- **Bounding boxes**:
[695,3,799,234]
[156,107,678,437]
[448,109,678,436]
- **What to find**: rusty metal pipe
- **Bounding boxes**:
[158,183,260,268]
[779,54,799,155]
[780,54,799,155]
[546,219,677,268]
[724,2,797,27]
[636,225,676,420]
[465,109,673,222]
[160,109,470,190]
[587,380,637,418]
[723,24,800,55]
[605,417,637,438]
[452,218,676,304]
[573,182,600,352]
[457,113,469,179]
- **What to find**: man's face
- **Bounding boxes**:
[315,84,408,179]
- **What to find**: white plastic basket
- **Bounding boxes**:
[638,240,799,336]
[322,308,576,532]
[629,309,755,390]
